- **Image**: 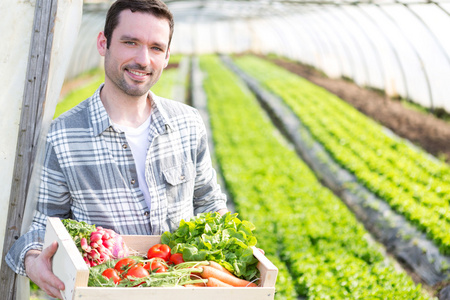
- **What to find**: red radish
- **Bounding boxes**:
[62,219,129,268]
[90,233,102,242]
[103,232,111,240]
[103,239,113,248]
[105,229,130,258]
[80,238,89,251]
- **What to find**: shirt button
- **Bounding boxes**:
[144,211,150,216]
[131,179,136,184]
[180,175,185,181]
[122,143,128,149]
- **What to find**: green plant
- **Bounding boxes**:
[200,55,432,299]
[233,55,450,255]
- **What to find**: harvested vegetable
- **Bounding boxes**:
[125,265,149,282]
[144,257,168,273]
[206,277,233,287]
[161,212,259,282]
[208,261,234,277]
[169,253,184,265]
[114,257,137,274]
[102,268,121,284]
[88,259,209,287]
[62,219,129,267]
[199,265,257,287]
[147,243,171,261]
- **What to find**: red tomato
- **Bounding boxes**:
[114,257,136,273]
[125,265,149,280]
[102,268,121,284]
[147,244,171,261]
[144,258,168,273]
[169,253,184,265]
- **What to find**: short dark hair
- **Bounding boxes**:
[104,0,174,49]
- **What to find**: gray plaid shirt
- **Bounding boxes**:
[6,84,227,276]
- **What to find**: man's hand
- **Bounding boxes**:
[217,208,229,216]
[25,241,65,299]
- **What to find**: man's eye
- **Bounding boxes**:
[125,41,136,46]
[152,47,163,52]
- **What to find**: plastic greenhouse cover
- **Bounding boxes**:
[285,13,323,69]
[340,5,386,90]
[248,18,283,55]
[349,4,405,96]
[193,22,215,54]
[270,17,302,63]
[361,5,428,105]
[324,6,378,87]
[171,23,194,54]
[409,3,450,111]
[65,12,104,80]
[284,15,317,66]
[384,4,450,110]
[295,8,349,78]
[304,8,348,80]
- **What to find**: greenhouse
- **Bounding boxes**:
[1,0,450,299]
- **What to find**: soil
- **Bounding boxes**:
[268,57,450,164]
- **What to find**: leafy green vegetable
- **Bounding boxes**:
[161,212,259,281]
[61,218,96,253]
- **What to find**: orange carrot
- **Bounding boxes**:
[184,282,207,287]
[206,277,233,287]
[200,266,258,287]
[208,261,234,276]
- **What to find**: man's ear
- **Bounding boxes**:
[164,48,171,68]
[97,31,107,56]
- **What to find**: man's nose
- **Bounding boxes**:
[135,47,151,67]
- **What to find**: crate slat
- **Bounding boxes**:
[44,217,89,300]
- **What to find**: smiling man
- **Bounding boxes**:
[5,0,228,298]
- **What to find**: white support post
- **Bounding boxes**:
[0,1,83,299]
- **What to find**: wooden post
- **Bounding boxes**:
[0,0,58,298]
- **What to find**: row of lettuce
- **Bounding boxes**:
[232,55,450,256]
[199,55,432,299]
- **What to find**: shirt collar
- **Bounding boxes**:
[89,84,175,136]
[149,91,175,134]
[90,84,111,136]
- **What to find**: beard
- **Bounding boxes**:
[104,52,161,97]
[108,65,154,97]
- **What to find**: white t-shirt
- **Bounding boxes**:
[113,116,152,210]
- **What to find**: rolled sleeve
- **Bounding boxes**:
[5,229,45,277]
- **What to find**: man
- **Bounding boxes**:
[5,0,227,298]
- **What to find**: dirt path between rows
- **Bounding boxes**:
[269,58,450,164]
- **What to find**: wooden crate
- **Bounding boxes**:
[44,217,278,300]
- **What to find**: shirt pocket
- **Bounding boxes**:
[162,161,195,230]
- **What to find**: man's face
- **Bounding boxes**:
[97,9,171,97]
